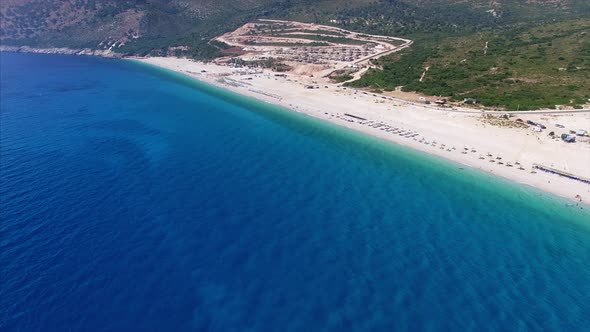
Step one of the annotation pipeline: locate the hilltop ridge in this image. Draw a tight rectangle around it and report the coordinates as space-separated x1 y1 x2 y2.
3 0 588 56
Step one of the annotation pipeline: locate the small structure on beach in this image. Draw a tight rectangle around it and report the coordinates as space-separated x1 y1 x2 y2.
344 113 367 121
533 164 590 184
561 134 576 142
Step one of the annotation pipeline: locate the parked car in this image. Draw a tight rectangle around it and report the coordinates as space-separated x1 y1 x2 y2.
561 134 576 142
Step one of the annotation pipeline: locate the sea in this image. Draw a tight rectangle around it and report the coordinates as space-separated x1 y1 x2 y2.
1 52 589 331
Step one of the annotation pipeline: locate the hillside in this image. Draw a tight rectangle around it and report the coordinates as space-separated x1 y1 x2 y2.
4 0 588 55
1 0 588 110
348 19 590 110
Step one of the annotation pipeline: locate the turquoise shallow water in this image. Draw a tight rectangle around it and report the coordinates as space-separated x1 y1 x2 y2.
1 52 589 331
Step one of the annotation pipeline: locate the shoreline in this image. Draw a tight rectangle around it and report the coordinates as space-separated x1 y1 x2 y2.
2 46 586 113
2 49 588 207
133 56 590 207
0 45 121 58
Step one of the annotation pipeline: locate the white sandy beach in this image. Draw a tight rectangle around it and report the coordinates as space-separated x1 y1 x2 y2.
135 57 590 206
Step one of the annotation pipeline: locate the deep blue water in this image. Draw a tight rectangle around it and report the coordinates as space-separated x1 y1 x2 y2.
1 52 589 331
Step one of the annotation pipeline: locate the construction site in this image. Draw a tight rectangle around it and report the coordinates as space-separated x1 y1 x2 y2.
212 19 412 79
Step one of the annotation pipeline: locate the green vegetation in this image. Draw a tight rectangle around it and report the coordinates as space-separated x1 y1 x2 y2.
348 19 590 110
375 39 407 47
332 74 354 83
